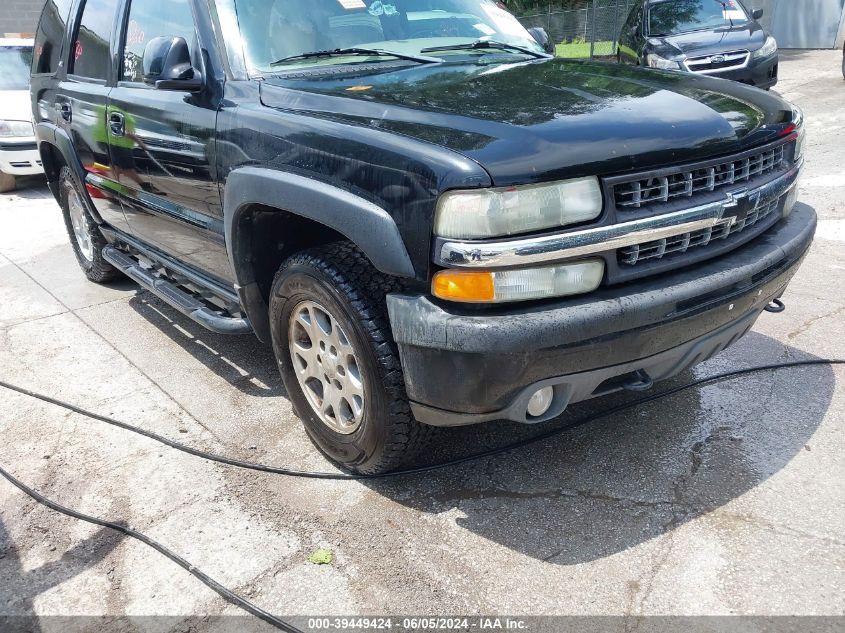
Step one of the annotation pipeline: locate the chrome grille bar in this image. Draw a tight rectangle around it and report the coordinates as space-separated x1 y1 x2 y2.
618 197 781 266
434 162 801 270
684 50 750 74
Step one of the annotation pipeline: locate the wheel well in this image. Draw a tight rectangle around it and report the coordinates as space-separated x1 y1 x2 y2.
38 142 66 202
236 204 347 305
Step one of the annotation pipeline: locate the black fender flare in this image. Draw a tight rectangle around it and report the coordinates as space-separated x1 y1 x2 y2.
223 167 417 341
36 122 105 225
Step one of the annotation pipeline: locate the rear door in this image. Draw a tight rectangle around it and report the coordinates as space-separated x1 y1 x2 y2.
56 0 129 231
107 0 230 282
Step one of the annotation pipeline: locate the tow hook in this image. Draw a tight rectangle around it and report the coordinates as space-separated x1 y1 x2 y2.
623 369 655 392
765 298 786 314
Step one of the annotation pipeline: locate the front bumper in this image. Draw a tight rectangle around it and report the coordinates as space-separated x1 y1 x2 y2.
0 142 43 176
387 203 816 427
700 53 779 89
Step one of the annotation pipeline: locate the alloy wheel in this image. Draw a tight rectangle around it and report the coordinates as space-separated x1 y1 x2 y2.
66 182 94 262
288 300 366 434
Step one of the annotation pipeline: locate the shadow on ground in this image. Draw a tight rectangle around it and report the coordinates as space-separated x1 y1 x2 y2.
126 296 835 565
3 176 50 197
369 334 834 565
127 293 284 398
0 517 123 631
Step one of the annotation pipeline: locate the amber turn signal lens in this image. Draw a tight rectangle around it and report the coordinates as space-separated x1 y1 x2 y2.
432 270 495 303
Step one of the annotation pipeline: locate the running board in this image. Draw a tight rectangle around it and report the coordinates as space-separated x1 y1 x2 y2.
102 246 253 335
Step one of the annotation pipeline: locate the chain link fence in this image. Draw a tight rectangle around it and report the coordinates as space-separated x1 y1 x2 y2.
517 0 638 59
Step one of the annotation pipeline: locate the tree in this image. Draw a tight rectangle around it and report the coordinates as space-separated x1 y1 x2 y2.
504 1 583 17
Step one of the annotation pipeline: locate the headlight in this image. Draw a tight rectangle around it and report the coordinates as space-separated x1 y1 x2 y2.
794 127 805 163
753 36 777 59
789 103 805 163
0 120 34 138
791 104 804 129
646 53 681 70
432 260 605 303
434 177 603 240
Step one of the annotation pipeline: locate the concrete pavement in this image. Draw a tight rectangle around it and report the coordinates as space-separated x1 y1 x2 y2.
0 50 843 628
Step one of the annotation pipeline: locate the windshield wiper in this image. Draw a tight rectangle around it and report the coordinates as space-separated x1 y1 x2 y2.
270 47 442 67
420 39 550 59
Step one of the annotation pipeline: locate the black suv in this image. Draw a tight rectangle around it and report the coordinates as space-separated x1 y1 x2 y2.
619 0 779 90
31 0 813 473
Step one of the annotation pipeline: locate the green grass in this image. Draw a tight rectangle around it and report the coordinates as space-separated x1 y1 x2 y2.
555 40 616 58
308 549 333 565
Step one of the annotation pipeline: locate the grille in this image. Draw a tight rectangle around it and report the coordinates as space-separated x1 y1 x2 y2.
618 196 781 266
145 138 192 152
685 50 750 73
0 141 37 151
614 144 786 210
9 160 41 168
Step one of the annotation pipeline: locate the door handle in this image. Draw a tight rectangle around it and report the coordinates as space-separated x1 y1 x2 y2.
109 111 125 136
56 102 72 123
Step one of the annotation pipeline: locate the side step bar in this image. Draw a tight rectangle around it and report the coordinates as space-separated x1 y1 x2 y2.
102 246 253 335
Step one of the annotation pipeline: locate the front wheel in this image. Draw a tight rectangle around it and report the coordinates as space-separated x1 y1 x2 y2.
269 243 433 474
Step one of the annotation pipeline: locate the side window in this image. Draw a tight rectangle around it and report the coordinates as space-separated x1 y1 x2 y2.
71 0 120 79
32 0 74 74
121 0 197 84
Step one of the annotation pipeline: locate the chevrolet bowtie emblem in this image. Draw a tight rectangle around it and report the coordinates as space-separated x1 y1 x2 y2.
720 189 762 227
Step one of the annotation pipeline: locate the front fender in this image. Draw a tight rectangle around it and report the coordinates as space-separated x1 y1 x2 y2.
223 167 418 342
223 167 416 283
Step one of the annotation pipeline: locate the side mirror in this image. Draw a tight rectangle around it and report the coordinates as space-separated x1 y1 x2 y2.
143 36 203 92
752 8 764 20
527 27 555 55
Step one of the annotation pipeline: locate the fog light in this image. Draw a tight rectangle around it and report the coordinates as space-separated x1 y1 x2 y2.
527 386 554 418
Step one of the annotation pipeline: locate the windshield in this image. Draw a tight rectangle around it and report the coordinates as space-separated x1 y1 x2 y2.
0 46 33 90
231 0 544 73
648 0 749 36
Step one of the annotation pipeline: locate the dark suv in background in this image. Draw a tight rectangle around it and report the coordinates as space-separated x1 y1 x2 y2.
619 0 779 89
31 0 812 473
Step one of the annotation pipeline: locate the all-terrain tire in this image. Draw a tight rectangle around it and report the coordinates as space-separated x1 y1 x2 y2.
58 166 120 283
269 242 434 474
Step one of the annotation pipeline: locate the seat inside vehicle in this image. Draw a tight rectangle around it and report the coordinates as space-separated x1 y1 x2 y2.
328 13 385 47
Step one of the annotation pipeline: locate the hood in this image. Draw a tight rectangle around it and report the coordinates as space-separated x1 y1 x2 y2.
0 89 34 126
260 58 795 186
650 23 767 58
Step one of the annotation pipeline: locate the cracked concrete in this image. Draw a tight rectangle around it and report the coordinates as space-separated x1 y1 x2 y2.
0 50 843 627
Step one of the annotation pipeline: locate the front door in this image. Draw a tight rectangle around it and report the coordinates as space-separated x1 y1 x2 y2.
107 0 230 282
57 0 128 232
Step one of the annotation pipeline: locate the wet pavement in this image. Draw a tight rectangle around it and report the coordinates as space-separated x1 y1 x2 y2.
0 50 843 627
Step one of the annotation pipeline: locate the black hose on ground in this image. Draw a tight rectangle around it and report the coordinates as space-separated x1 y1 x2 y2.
1 359 843 480
0 358 843 629
0 462 303 632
